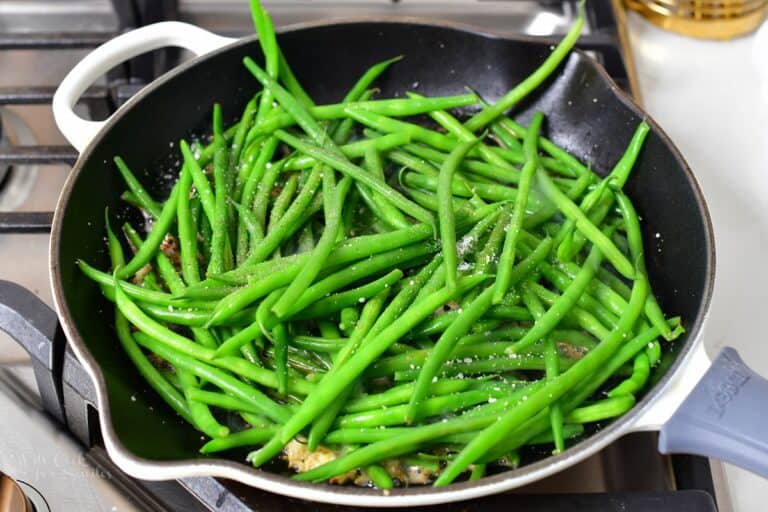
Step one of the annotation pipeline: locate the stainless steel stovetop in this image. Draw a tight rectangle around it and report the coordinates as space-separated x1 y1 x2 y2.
0 2 723 511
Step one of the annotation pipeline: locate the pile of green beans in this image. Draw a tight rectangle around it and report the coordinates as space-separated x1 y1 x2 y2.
81 0 683 489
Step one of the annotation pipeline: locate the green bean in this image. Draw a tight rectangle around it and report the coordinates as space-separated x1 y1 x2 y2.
345 107 459 152
186 388 261 415
231 200 263 252
401 171 544 211
435 276 647 485
291 336 345 353
208 104 233 274
554 176 612 259
495 116 590 178
406 92 513 172
339 306 360 336
527 423 584 446
292 269 402 320
241 164 323 267
237 137 279 262
135 331 294 427
176 369 230 438
463 3 584 131
136 302 250 327
370 342 553 378
407 285 496 422
614 190 675 340
244 55 338 148
387 148 441 178
360 147 411 229
210 242 429 327
180 140 216 224
469 464 486 481
266 173 300 236
175 164 202 284
366 464 393 490
417 304 530 338
401 142 521 184
81 261 219 310
119 225 219 353
211 355 314 396
338 389 500 429
306 290 390 449
249 0 280 123
509 239 602 353
217 222 432 285
120 190 142 210
274 243 431 326
114 311 194 424
490 121 523 153
481 319 681 462
544 336 565 453
272 42 312 106
250 94 478 135
438 139 480 290
252 156 285 234
519 280 565 453
105 219 195 429
393 354 567 381
566 395 636 424
538 263 620 330
200 426 280 454
337 313 357 339
113 276 215 360
213 320 263 357
608 352 650 397
113 157 161 219
535 167 634 279
274 129 434 227
558 123 650 261
249 274 486 466
493 112 544 303
272 174 351 318
115 182 180 280
340 55 402 106
345 379 475 414
273 323 290 394
231 97 259 193
284 132 411 171
646 339 661 365
295 415 497 482
528 282 611 341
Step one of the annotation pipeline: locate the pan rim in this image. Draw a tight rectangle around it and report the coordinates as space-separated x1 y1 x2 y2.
49 17 716 507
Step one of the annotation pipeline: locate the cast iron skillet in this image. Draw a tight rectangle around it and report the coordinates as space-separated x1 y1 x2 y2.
18 18 743 507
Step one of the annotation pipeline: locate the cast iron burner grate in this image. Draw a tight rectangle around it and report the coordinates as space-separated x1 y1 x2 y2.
0 1 717 511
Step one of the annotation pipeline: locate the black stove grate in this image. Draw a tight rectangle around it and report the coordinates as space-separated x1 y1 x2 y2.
0 1 717 511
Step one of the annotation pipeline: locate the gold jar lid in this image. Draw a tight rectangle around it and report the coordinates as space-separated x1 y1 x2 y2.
625 0 768 39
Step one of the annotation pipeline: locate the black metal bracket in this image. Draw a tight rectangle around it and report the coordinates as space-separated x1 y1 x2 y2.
0 280 66 424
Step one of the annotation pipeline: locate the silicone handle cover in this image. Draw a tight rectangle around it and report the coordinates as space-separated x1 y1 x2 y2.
659 346 768 478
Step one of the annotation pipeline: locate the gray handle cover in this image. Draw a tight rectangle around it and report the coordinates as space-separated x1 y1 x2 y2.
659 346 768 477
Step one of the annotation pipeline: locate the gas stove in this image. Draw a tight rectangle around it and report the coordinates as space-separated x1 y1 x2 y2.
0 1 724 511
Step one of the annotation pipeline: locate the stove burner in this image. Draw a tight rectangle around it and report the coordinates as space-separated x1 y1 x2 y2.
0 471 34 512
0 114 9 189
0 108 38 211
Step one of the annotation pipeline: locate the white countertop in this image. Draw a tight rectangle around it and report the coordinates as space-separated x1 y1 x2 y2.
626 12 768 512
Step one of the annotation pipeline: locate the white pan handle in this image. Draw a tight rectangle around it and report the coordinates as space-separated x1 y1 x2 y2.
53 21 236 153
632 339 711 430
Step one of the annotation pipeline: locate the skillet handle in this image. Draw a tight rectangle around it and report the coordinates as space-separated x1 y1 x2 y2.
52 21 236 152
0 280 66 424
659 346 768 478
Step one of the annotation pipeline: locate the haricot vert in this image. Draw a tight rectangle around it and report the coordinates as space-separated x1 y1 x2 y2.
79 0 683 489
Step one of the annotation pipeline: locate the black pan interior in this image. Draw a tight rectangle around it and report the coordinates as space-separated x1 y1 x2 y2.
55 22 712 465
